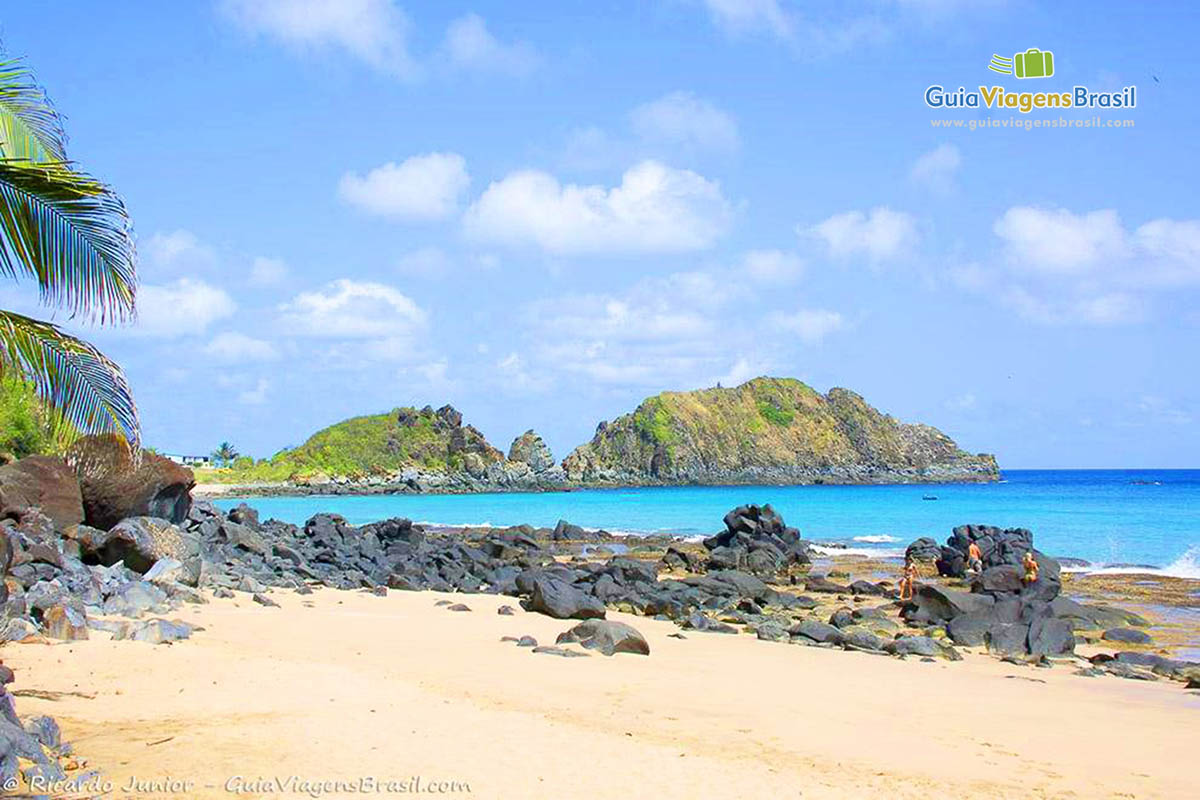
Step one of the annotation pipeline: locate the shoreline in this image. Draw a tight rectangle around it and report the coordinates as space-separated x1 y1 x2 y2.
3 494 1198 797
192 471 1001 499
10 587 1198 799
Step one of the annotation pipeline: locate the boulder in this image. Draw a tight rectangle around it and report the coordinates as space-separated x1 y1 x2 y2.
524 575 605 620
226 503 260 529
1028 615 1075 656
507 431 557 473
78 517 199 577
41 603 88 640
1102 628 1152 645
904 536 941 562
0 456 83 533
886 636 961 660
114 618 193 644
788 619 844 644
77 442 195 529
902 585 994 624
556 620 650 656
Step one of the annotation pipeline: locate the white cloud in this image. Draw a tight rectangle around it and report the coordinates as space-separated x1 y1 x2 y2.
442 13 538 75
137 279 236 337
249 256 289 287
277 279 427 338
395 246 452 277
994 207 1127 275
768 308 845 344
142 229 217 278
203 332 280 362
717 356 771 387
463 160 733 255
910 143 961 193
238 377 271 406
219 0 419 79
1132 218 1200 286
739 249 804 284
339 153 469 221
516 270 784 389
630 91 740 153
804 207 918 264
702 0 794 39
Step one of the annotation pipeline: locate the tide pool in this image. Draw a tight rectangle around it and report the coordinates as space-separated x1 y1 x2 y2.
216 469 1200 576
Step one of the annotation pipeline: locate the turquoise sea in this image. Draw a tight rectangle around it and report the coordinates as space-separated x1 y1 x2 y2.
217 470 1200 577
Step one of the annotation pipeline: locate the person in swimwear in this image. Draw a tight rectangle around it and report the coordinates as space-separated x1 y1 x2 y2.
900 557 919 601
1022 551 1039 585
967 541 983 574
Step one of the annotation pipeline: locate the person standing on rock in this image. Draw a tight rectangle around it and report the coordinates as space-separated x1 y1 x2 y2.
967 541 983 574
899 557 919 601
1022 551 1039 585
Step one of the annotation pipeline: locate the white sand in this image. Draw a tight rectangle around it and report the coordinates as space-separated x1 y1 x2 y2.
8 588 1197 799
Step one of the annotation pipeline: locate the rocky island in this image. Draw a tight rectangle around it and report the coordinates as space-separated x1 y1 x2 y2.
198 377 997 495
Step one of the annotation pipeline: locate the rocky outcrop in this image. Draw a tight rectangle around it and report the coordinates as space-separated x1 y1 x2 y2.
73 438 194 529
702 504 812 576
0 456 83 534
903 525 1077 657
562 377 998 487
507 430 566 483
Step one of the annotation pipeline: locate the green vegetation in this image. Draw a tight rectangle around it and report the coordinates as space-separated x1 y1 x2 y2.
563 376 998 482
211 441 239 467
756 399 795 427
0 375 73 459
198 405 504 484
0 57 140 451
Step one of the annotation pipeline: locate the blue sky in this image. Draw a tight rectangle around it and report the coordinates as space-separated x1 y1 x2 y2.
3 1 1198 468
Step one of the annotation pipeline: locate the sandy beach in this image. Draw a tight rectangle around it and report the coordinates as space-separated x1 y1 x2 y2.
9 587 1196 800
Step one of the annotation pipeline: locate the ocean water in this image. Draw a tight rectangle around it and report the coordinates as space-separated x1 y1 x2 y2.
216 470 1200 577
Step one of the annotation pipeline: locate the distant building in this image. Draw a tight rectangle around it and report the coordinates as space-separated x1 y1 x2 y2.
163 453 212 467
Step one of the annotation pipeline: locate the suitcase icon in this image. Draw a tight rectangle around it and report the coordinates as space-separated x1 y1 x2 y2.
1014 48 1054 79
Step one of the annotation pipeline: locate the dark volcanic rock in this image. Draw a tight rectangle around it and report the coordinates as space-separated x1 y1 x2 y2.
0 456 84 534
523 574 606 620
77 442 195 529
702 504 810 575
1102 627 1152 645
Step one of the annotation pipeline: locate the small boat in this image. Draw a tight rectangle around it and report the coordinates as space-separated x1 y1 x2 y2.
922 495 938 501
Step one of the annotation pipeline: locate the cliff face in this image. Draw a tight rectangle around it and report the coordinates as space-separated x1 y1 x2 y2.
561 377 998 486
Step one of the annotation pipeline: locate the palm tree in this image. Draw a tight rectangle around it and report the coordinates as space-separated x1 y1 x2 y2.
0 57 139 452
212 441 239 467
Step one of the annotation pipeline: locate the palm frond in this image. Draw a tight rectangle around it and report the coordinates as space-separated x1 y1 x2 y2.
0 159 136 323
0 59 68 162
0 310 139 452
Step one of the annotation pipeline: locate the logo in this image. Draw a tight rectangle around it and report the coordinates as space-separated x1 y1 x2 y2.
923 46 1136 116
989 48 1055 79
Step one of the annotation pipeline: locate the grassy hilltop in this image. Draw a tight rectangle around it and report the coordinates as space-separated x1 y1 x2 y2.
562 377 998 484
198 404 504 484
199 377 997 487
